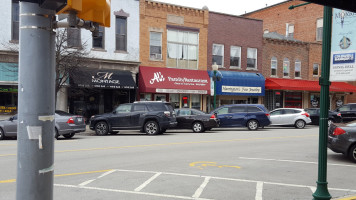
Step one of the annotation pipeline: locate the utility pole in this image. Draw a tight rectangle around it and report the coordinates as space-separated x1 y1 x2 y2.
17 2 56 200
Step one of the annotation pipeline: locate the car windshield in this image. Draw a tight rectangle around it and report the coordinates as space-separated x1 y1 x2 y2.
55 110 72 116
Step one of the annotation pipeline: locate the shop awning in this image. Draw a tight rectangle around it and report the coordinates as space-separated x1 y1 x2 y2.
139 66 210 94
208 71 265 96
71 67 136 89
265 78 356 93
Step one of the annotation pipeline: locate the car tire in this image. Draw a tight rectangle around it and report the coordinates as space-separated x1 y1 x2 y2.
192 122 204 133
247 120 259 131
328 119 334 127
144 121 160 135
0 128 4 140
55 128 59 140
348 144 356 163
63 133 75 139
95 121 109 136
295 120 306 129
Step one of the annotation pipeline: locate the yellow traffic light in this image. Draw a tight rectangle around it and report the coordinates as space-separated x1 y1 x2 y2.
57 0 111 27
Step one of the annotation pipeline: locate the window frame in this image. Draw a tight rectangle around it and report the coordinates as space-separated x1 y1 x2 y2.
271 57 277 77
294 59 301 78
283 58 290 77
286 23 294 38
212 43 224 68
92 26 105 49
11 0 19 42
316 18 323 41
230 46 241 69
247 47 258 70
149 31 162 60
313 63 320 76
115 16 127 52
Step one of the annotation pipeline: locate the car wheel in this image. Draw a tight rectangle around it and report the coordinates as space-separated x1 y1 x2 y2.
192 122 204 133
63 133 75 139
55 128 59 140
247 120 259 131
348 144 356 163
328 119 334 127
295 120 306 129
95 121 109 136
0 128 4 140
144 121 160 135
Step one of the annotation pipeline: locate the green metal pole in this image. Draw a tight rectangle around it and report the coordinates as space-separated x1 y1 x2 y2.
312 6 332 200
213 70 217 109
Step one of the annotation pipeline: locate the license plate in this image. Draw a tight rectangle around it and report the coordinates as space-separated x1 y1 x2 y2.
78 118 82 122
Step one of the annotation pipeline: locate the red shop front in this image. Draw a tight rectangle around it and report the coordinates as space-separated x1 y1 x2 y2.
138 66 211 111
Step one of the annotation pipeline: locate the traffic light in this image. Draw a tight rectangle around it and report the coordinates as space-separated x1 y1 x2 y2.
57 0 111 27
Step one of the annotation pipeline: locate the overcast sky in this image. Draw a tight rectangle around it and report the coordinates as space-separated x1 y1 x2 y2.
158 0 287 15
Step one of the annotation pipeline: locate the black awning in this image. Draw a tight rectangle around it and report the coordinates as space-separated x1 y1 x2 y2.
71 68 136 89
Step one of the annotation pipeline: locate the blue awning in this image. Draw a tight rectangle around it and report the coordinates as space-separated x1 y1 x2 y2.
208 71 265 96
0 63 18 84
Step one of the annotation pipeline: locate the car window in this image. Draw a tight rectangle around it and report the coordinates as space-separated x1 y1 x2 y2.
230 106 245 113
351 104 356 110
305 109 317 115
215 107 229 115
132 104 147 112
247 106 262 113
284 109 296 114
192 109 205 115
178 110 191 116
147 103 168 111
339 105 350 111
165 103 174 112
271 110 282 115
293 110 302 113
115 104 132 113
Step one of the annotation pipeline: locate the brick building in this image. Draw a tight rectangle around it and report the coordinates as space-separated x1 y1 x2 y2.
139 0 210 111
207 12 265 110
245 0 356 110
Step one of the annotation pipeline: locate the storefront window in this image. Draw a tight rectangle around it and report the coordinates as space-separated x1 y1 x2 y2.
285 92 302 108
0 86 18 115
169 94 180 109
154 94 166 101
310 94 320 108
191 94 201 110
140 93 152 101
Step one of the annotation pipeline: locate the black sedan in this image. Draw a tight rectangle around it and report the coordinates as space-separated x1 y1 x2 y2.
174 108 219 133
328 122 356 162
304 108 342 126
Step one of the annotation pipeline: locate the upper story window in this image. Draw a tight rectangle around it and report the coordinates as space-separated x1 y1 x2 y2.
167 29 199 69
150 32 162 60
92 26 105 49
247 48 257 69
116 17 127 51
316 18 323 41
283 58 290 77
212 44 224 68
67 28 81 48
230 46 241 68
271 57 277 76
286 23 294 38
12 0 19 41
313 63 319 76
295 59 301 78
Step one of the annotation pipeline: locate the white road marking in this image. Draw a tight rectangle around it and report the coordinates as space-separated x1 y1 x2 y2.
255 182 263 200
134 172 162 192
238 157 356 168
79 170 116 186
310 186 316 193
55 183 213 200
192 177 211 198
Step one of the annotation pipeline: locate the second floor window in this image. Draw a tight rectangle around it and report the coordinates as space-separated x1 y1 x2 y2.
230 46 241 68
167 29 199 69
295 59 301 78
271 57 277 76
212 44 224 68
116 17 127 51
12 0 19 41
92 26 105 49
313 63 319 76
247 48 257 69
316 18 323 41
67 28 81 47
150 32 162 60
286 23 294 38
283 58 290 77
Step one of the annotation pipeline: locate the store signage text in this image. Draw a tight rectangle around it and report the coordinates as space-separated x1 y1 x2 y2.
0 88 18 92
0 106 17 113
222 86 261 94
92 72 120 85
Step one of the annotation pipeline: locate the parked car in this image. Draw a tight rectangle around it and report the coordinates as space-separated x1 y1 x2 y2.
304 108 342 126
0 110 86 140
269 108 311 128
89 101 177 135
174 108 219 133
328 122 356 162
334 103 356 122
211 104 271 131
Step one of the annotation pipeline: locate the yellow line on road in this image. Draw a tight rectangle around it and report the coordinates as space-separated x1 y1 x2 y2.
0 169 113 184
335 196 356 200
0 134 317 157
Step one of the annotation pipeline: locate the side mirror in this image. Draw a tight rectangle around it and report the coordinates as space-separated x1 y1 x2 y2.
113 111 117 114
9 117 14 121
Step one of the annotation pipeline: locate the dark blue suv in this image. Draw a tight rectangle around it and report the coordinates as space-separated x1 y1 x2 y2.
211 104 271 130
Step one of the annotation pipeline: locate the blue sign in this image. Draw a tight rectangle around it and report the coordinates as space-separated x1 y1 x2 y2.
333 53 355 64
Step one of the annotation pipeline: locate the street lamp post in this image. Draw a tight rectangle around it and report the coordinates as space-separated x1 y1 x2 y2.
212 63 219 109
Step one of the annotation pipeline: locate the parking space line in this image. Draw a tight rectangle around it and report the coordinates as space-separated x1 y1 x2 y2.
79 170 117 186
134 172 162 192
255 182 263 200
192 177 211 198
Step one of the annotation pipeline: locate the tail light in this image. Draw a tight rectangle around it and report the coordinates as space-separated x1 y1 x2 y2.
337 113 341 117
66 117 75 124
333 127 346 136
265 113 270 117
210 114 216 119
164 111 171 117
302 113 310 118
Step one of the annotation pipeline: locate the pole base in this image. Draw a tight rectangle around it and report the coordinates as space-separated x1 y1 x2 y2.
312 181 331 200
